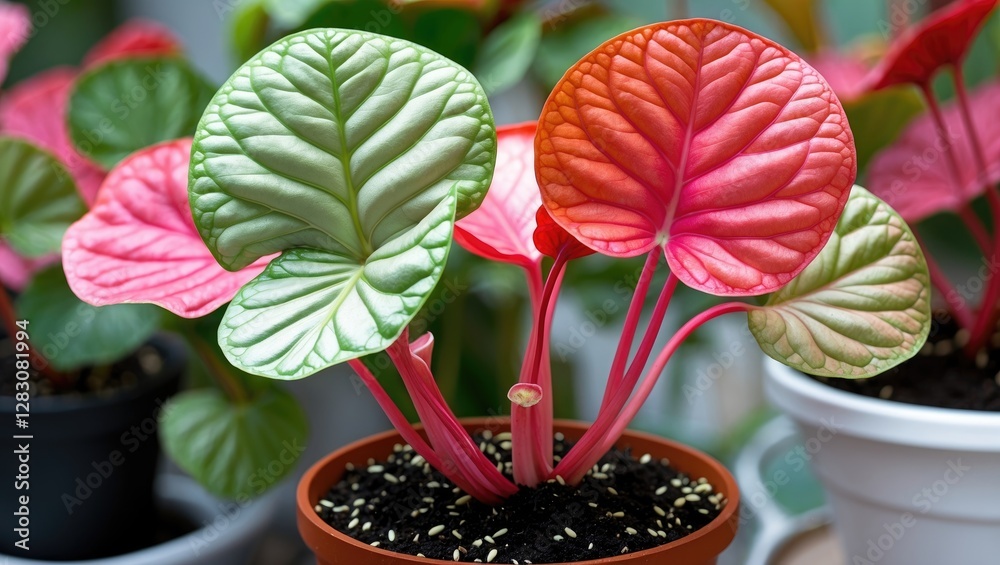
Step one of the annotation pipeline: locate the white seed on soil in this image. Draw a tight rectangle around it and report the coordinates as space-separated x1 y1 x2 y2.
626 527 638 535
362 522 371 532
694 483 712 494
607 487 619 495
452 530 462 540
384 473 399 484
348 518 359 529
640 453 652 464
699 508 710 514
367 465 384 473
429 525 445 536
453 549 460 561
413 534 420 543
314 505 322 513
655 486 668 495
500 441 513 450
333 505 349 512
487 548 498 562
658 530 667 538
674 498 686 508
455 495 472 506
484 535 495 544
588 502 598 508
318 499 334 508
647 528 658 537
685 494 701 502
565 527 577 538
388 530 395 542
612 511 624 518
681 486 692 494
671 479 682 487
555 475 566 485
353 498 365 507
494 528 508 538
654 505 666 516
553 535 564 541
473 539 483 547
592 472 609 480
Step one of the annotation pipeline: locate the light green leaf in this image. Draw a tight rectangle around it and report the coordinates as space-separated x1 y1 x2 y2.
17 267 161 370
68 57 215 169
762 0 823 52
749 186 931 378
229 0 272 64
190 29 495 379
474 12 541 95
160 384 308 499
0 137 86 257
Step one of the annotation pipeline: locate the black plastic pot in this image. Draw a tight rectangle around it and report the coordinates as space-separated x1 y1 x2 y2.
1 334 185 560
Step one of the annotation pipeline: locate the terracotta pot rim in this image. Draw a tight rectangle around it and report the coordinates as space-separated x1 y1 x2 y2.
297 418 740 564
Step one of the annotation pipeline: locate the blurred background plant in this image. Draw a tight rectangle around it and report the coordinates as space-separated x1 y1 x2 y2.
3 1 999 563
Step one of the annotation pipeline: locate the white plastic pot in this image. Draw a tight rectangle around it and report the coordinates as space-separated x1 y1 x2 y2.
764 359 1000 565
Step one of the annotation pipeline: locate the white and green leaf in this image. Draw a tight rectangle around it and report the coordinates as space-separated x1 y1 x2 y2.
189 29 495 379
749 186 931 377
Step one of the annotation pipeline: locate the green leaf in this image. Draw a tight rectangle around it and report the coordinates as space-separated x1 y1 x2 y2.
68 57 215 169
749 186 931 378
17 267 161 370
762 0 823 52
190 29 495 379
845 88 924 173
299 0 408 39
0 137 86 257
531 12 642 90
474 12 541 95
230 0 272 63
160 384 308 499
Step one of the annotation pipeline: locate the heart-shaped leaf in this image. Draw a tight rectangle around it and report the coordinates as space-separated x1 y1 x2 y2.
83 19 182 68
533 206 594 261
16 267 161 370
68 57 215 169
867 80 1000 223
536 20 857 296
63 139 270 318
190 29 495 379
866 0 998 90
160 384 308 498
749 186 931 377
0 69 106 204
0 1 29 84
473 12 541 95
0 136 86 257
455 122 542 268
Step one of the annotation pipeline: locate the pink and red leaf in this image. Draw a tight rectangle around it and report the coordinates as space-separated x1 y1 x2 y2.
866 0 998 90
0 68 105 203
455 122 544 268
867 80 1000 223
533 206 594 260
535 20 856 296
62 139 269 318
83 20 183 68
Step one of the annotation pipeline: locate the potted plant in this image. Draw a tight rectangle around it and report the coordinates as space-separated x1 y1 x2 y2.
763 1 1000 563
0 17 306 562
132 10 933 560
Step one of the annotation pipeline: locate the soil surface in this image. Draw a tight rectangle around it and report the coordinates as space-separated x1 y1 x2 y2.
316 431 726 563
814 317 1000 411
0 335 165 398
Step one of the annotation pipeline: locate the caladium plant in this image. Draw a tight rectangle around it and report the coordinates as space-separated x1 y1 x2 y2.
0 22 308 499
171 22 930 503
866 0 1000 355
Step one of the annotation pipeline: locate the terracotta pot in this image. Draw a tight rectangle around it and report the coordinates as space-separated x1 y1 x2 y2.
297 419 740 564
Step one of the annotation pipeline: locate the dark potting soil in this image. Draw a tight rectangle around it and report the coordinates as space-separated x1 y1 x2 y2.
814 318 1000 411
316 431 726 563
0 336 166 398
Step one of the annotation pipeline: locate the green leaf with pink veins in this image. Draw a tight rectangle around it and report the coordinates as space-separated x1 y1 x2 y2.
189 29 495 379
749 186 931 377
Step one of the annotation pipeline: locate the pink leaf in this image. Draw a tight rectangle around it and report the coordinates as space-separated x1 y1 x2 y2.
536 20 856 296
0 243 55 292
454 122 543 268
532 206 594 260
62 139 270 318
867 80 1000 223
807 50 870 101
0 1 30 85
0 68 105 204
83 19 182 68
865 0 998 90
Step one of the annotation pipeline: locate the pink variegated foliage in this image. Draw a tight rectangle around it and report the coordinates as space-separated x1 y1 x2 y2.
455 122 544 269
536 21 856 296
868 81 1000 223
0 0 29 85
62 139 269 318
866 0 998 90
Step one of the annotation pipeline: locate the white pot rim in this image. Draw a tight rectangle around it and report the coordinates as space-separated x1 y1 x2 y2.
764 358 1000 451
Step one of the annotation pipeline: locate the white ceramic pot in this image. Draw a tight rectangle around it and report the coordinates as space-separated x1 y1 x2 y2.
764 359 1000 565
